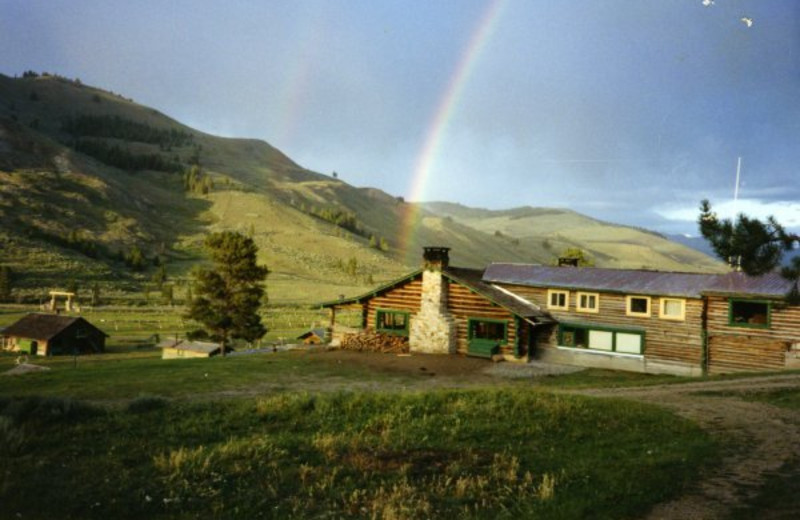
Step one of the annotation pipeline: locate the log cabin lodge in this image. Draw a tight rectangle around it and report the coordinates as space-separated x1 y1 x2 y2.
322 247 800 375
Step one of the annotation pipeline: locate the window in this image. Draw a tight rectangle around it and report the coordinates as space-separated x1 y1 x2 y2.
576 292 599 313
547 289 569 310
659 298 686 321
626 296 651 317
469 319 507 341
376 309 410 336
559 324 643 354
729 299 770 328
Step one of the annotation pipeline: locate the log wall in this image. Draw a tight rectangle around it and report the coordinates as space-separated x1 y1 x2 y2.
364 276 423 330
498 283 704 368
706 295 800 373
445 282 516 356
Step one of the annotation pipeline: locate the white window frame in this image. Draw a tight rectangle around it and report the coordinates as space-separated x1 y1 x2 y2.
626 295 651 317
659 298 686 321
576 292 599 313
547 289 569 310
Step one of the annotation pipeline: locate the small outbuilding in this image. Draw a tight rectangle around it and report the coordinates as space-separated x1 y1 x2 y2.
1 313 107 356
297 328 327 345
159 339 231 359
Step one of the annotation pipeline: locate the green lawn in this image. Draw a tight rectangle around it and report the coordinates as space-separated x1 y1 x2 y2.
0 348 720 519
0 387 715 519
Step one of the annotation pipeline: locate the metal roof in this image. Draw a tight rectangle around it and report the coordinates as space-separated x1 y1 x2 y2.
483 263 794 299
704 271 795 297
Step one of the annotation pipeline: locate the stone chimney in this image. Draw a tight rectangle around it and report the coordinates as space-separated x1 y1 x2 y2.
409 247 457 354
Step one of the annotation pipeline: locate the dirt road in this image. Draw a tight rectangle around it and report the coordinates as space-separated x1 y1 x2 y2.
565 374 800 519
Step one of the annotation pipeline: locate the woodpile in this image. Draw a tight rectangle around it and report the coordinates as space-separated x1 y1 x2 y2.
339 330 409 354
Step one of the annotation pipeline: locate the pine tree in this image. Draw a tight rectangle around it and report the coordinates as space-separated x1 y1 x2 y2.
699 200 800 302
186 232 268 356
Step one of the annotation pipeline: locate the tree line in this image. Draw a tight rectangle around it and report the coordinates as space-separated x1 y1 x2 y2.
62 115 194 149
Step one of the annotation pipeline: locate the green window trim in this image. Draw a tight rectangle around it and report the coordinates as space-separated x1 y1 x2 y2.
467 317 508 342
557 323 645 355
467 317 508 358
375 308 410 336
728 298 771 329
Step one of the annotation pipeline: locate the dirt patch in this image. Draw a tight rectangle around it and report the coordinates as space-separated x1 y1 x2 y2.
308 349 496 380
564 374 800 519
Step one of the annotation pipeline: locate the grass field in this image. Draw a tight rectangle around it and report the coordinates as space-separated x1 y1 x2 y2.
0 353 717 519
0 302 722 518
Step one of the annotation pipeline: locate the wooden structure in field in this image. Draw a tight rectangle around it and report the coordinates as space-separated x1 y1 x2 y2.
159 339 229 359
1 313 107 356
322 247 800 375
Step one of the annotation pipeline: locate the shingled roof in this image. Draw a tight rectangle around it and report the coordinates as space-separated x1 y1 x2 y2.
2 314 107 340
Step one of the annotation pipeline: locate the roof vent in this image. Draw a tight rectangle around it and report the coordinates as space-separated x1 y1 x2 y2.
558 257 579 267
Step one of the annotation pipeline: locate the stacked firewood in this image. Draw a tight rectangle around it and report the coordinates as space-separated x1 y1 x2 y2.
339 330 410 354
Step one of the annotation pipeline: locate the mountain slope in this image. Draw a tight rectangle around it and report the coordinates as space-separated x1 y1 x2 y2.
423 202 726 273
0 72 724 305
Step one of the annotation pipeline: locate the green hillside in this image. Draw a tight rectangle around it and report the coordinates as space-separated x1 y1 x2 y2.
0 72 723 305
422 202 726 273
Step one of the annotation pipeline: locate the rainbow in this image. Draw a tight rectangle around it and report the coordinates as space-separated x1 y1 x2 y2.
399 0 507 259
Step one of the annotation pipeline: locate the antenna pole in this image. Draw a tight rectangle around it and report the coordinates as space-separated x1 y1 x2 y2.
733 156 742 204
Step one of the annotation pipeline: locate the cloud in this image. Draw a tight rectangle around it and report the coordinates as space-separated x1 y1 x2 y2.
656 199 800 228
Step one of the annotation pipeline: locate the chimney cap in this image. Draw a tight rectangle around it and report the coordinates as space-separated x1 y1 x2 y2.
422 246 450 270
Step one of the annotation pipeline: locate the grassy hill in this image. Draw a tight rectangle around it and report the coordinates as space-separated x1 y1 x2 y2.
422 202 726 273
0 72 723 305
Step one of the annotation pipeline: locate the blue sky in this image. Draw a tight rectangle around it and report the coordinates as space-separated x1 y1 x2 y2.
2 0 798 234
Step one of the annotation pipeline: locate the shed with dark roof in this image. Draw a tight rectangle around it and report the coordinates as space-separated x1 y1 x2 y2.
1 313 107 356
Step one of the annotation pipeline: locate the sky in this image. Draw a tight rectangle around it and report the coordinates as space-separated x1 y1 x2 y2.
1 0 799 235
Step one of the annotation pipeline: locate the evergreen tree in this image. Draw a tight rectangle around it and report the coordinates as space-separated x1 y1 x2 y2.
185 231 268 356
698 199 800 302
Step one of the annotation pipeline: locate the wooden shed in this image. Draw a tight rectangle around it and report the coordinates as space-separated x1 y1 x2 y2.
159 339 230 359
1 313 107 356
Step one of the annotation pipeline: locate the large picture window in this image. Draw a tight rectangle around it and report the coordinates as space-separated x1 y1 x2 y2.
729 299 770 328
376 309 410 336
559 324 644 355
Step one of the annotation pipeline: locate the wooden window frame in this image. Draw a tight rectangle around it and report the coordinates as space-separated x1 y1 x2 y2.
576 292 599 313
557 323 644 355
626 295 651 317
659 298 686 321
728 299 771 329
547 289 569 310
375 308 410 336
